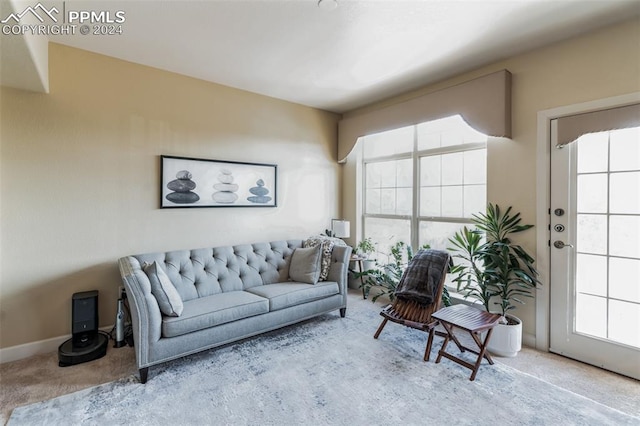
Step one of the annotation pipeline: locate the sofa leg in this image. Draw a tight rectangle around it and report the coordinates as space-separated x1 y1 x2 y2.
139 367 149 384
340 308 346 318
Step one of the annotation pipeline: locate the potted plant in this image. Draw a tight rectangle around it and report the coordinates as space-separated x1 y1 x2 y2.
355 241 408 302
355 237 377 270
355 237 375 257
448 204 539 357
356 241 436 303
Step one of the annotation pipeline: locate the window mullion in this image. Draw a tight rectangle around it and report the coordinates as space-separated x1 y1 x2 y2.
363 153 412 165
412 125 420 250
416 142 486 158
364 213 412 220
418 216 474 224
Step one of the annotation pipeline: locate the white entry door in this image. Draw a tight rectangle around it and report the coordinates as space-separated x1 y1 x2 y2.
549 118 640 380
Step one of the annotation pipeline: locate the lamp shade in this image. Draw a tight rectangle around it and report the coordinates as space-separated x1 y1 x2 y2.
331 219 350 238
318 0 338 11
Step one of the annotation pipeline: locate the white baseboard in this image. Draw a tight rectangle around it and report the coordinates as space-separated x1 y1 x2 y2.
0 325 113 364
523 332 536 349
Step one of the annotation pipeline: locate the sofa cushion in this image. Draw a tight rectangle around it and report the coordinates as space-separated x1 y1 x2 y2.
143 261 184 317
162 291 269 338
289 245 322 284
246 282 339 311
304 236 348 281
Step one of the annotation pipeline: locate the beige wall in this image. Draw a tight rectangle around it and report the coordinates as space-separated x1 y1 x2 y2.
342 18 640 338
0 43 341 349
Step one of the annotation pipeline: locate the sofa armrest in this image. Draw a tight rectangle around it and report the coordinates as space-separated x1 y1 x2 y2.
118 256 163 368
326 245 352 295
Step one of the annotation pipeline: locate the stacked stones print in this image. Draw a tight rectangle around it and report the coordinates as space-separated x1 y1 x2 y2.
247 179 272 204
166 170 200 204
165 169 272 205
212 169 239 204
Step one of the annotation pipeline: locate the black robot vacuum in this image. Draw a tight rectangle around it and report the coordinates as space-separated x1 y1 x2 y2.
58 290 109 367
58 333 108 367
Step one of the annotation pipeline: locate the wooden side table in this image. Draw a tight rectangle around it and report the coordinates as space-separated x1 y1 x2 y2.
431 304 501 381
350 255 367 299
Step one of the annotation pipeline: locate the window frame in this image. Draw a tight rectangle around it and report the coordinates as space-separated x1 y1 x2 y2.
361 121 487 258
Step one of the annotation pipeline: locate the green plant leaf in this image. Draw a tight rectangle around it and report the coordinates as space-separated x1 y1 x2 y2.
448 203 539 316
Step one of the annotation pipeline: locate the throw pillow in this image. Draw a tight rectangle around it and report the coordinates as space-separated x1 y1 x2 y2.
304 235 347 281
143 261 184 317
289 245 322 284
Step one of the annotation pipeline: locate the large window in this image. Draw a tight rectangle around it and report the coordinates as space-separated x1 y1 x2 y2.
362 115 487 258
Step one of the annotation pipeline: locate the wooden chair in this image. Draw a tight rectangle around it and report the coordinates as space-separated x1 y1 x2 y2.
373 250 450 362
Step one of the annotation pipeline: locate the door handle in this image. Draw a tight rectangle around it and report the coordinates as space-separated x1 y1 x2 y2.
553 240 574 249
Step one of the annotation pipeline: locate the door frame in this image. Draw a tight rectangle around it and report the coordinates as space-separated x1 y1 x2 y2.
535 91 640 351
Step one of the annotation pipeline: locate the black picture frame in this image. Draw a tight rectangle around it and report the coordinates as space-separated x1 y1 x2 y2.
160 155 277 208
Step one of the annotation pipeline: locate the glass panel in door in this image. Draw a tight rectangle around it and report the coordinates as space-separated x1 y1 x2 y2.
550 124 640 379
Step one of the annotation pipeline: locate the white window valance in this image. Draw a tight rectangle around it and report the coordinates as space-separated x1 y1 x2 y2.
556 103 640 148
338 69 512 162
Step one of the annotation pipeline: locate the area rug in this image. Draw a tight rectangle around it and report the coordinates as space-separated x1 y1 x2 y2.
9 296 638 425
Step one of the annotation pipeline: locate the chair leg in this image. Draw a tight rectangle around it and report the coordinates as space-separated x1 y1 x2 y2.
374 318 388 339
424 328 436 362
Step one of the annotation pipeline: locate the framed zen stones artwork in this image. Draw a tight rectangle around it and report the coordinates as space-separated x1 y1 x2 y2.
160 155 277 208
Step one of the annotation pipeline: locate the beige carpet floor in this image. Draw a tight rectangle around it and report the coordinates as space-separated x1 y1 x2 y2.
1 291 638 424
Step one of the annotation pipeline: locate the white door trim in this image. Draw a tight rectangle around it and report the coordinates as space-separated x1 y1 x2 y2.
535 92 640 351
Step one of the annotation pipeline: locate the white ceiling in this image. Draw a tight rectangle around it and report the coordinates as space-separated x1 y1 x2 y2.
3 0 640 113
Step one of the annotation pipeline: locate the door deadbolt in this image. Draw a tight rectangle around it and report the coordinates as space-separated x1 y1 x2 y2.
554 208 565 216
554 224 565 232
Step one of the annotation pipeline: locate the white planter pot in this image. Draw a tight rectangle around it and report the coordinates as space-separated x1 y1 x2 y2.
363 260 376 271
486 314 522 357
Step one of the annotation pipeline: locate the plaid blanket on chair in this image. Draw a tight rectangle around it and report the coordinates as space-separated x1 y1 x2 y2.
394 249 450 306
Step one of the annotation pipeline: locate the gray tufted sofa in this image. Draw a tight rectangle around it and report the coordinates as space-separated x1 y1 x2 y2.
118 239 351 383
